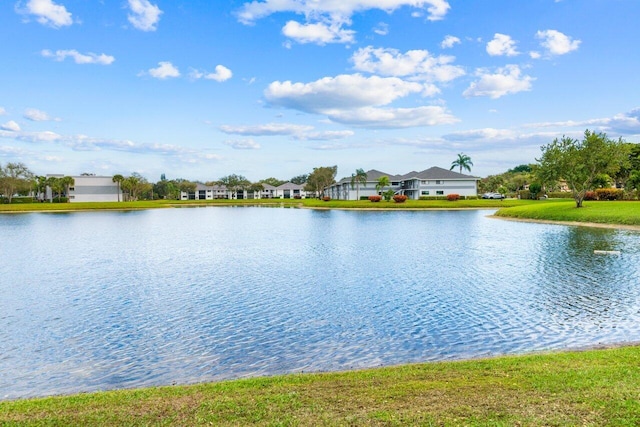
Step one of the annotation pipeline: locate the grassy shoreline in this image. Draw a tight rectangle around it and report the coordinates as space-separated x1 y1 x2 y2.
2 345 639 425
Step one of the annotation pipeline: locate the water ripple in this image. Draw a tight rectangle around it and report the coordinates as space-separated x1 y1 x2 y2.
1 208 640 399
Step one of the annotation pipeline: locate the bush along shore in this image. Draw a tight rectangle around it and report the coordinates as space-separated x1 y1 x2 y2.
1 345 639 426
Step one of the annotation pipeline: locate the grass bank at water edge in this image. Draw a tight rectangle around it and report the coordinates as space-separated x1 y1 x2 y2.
1 345 639 426
495 200 640 227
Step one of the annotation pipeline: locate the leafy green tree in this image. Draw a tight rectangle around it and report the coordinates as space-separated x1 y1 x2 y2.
219 174 251 199
290 174 308 185
536 130 630 207
507 164 532 173
528 182 542 199
383 189 395 201
591 174 612 189
626 170 640 193
304 166 337 198
121 173 151 201
0 162 34 203
112 174 124 202
259 177 286 187
375 175 390 197
450 153 473 174
350 168 367 200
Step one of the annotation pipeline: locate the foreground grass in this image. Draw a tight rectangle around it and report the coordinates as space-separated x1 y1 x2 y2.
0 197 541 212
495 200 640 227
1 346 639 426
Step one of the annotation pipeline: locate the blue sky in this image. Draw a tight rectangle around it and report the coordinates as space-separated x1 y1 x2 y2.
1 0 639 182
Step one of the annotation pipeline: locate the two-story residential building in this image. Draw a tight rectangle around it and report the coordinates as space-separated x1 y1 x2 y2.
325 167 479 200
46 174 122 202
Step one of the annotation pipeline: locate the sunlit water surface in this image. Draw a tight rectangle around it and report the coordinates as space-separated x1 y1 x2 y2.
1 207 639 399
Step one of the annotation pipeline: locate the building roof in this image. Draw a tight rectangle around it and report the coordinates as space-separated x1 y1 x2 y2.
334 167 477 185
276 182 304 190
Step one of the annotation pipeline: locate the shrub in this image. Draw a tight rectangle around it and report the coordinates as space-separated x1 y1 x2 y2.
446 194 460 201
368 195 382 202
595 188 624 201
393 194 408 203
293 195 302 199
518 190 532 200
322 196 331 202
360 196 370 200
383 190 395 201
584 191 597 201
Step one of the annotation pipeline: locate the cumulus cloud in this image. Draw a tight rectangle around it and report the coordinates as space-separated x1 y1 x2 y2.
607 108 640 134
536 29 581 55
41 49 115 65
463 65 534 99
442 128 516 141
441 35 460 49
223 139 261 150
16 0 73 28
351 46 465 83
264 74 458 128
238 1 449 45
220 123 314 136
238 0 450 24
282 20 355 44
190 65 233 82
486 33 519 56
127 0 162 31
265 74 425 113
145 61 180 79
327 106 458 128
1 121 21 132
24 108 59 122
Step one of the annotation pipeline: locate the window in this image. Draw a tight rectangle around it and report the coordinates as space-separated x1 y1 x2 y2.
421 190 429 195
436 190 444 195
421 180 428 184
436 180 443 185
392 182 399 186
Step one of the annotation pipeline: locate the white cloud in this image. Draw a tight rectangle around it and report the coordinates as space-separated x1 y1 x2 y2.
529 51 541 59
264 73 458 128
351 46 465 83
295 130 355 141
127 0 162 32
41 49 115 65
0 107 6 115
327 106 458 128
16 0 73 28
282 21 355 44
237 0 450 24
441 35 460 49
265 74 425 113
442 128 516 141
24 108 59 121
223 139 261 150
238 1 449 45
220 123 314 136
463 65 534 99
486 33 519 56
536 29 581 55
373 22 389 36
190 65 233 82
146 62 180 79
608 108 640 134
1 121 21 132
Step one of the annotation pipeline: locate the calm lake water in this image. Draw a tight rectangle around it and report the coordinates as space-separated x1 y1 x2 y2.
1 207 639 399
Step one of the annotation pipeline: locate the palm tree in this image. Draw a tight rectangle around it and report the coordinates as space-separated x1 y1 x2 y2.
375 175 390 197
112 174 124 202
450 153 473 174
350 168 368 200
61 176 75 202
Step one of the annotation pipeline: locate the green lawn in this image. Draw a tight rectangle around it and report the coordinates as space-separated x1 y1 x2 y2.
495 200 640 226
1 345 638 426
0 197 539 212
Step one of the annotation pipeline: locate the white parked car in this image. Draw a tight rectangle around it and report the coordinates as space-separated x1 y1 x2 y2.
482 192 505 199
